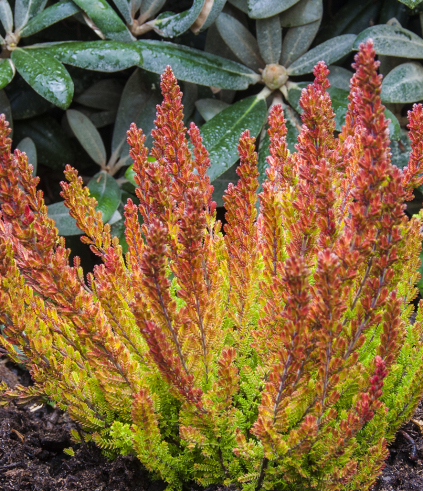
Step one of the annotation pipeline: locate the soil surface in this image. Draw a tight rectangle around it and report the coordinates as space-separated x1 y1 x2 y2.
1 357 423 491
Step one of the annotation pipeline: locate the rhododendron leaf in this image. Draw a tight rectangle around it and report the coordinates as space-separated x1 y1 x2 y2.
200 94 267 182
280 19 321 67
287 34 356 76
327 65 353 90
71 0 135 42
216 12 264 71
0 0 13 33
20 0 80 37
66 109 107 166
47 201 81 236
248 0 300 19
87 170 121 223
280 0 322 27
353 25 423 58
136 40 260 90
0 59 14 90
41 41 142 72
195 98 229 122
150 0 205 38
11 49 73 109
381 62 423 104
256 15 282 65
16 137 37 176
110 0 132 24
14 0 47 30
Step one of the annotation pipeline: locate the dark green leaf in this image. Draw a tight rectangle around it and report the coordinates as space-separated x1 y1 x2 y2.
125 164 137 187
212 163 238 207
75 78 123 110
20 0 80 38
138 0 165 22
201 94 267 182
391 128 412 171
6 76 53 119
228 0 248 13
256 15 282 65
280 0 322 27
111 0 132 24
14 0 47 30
196 98 229 121
13 115 74 169
87 170 121 223
248 0 300 19
88 109 116 128
150 0 205 38
67 109 106 166
0 59 15 90
381 62 423 103
287 81 309 113
181 81 198 123
0 0 13 33
287 34 355 76
16 137 37 176
327 65 353 90
280 19 321 67
47 201 81 235
71 0 134 42
136 40 260 90
112 68 161 165
0 90 13 136
40 40 142 71
353 25 423 58
194 0 227 32
216 12 264 71
384 108 401 142
11 49 73 109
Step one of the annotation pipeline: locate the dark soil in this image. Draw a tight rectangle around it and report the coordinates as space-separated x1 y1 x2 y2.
1 357 423 491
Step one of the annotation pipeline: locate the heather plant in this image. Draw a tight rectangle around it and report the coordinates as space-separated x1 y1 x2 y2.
2 40 423 490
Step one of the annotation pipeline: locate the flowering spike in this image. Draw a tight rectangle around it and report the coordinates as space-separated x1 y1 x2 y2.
404 103 423 199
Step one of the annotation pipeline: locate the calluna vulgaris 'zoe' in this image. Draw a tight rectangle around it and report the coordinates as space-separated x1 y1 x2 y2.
1 40 423 490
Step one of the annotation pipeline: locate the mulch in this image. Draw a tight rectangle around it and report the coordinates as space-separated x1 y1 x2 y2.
1 358 423 491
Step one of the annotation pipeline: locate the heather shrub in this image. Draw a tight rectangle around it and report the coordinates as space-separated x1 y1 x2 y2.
1 40 423 491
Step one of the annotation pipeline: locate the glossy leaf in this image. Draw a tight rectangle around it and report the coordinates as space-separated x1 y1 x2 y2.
248 0 300 19
381 62 423 104
287 34 355 76
196 98 229 121
353 25 423 59
20 0 80 38
87 170 121 223
47 201 81 236
136 40 260 90
212 164 239 207
327 65 353 90
137 0 165 21
7 76 53 119
13 115 74 168
280 19 321 67
0 59 15 90
280 0 322 27
200 94 267 182
150 0 205 38
216 12 264 71
0 0 13 34
14 0 47 30
0 90 12 137
111 0 132 24
75 79 123 110
287 81 309 114
41 41 142 71
71 0 135 42
11 49 73 109
110 217 129 253
88 109 117 128
16 137 37 176
256 15 282 65
67 109 106 166
112 68 161 164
